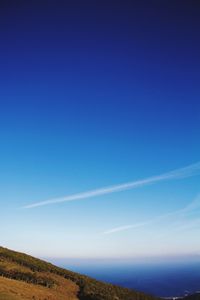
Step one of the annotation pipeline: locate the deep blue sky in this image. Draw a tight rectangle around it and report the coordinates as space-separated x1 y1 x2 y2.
0 1 200 259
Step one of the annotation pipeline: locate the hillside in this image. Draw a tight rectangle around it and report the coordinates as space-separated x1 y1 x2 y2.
0 246 158 300
182 293 200 300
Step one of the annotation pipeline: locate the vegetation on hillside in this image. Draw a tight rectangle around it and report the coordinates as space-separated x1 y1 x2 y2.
0 246 159 300
183 294 200 300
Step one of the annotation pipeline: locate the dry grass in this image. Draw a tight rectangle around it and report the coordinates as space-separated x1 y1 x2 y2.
0 246 159 300
0 259 31 273
0 275 79 300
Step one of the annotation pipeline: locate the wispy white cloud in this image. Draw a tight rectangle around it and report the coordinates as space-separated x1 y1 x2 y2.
103 222 149 235
174 218 200 233
24 161 200 209
103 194 200 235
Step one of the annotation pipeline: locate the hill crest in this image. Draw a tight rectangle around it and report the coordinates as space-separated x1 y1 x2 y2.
0 246 158 300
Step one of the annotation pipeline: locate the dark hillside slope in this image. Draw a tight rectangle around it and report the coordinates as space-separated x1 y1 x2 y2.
182 293 200 300
0 246 158 300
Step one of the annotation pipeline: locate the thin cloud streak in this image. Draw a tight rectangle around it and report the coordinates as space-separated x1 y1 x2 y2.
103 222 149 235
24 161 200 208
103 194 200 235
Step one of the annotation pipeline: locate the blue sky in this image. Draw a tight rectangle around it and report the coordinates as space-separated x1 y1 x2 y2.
0 1 200 260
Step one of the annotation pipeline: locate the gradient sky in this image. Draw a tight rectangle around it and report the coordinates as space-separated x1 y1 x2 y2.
0 1 200 260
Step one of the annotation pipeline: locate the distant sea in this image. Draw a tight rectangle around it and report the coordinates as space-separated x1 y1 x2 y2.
54 260 200 297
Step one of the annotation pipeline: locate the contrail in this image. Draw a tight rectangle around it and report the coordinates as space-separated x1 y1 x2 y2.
103 194 200 235
24 161 200 208
103 222 150 235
